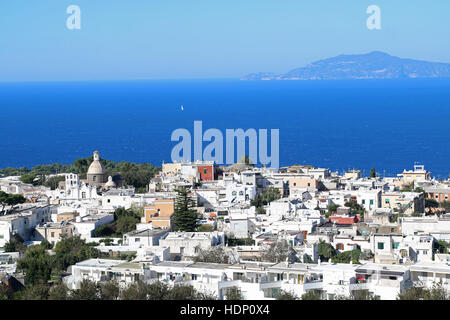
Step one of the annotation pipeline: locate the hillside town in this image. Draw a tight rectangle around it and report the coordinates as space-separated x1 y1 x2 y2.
0 151 450 300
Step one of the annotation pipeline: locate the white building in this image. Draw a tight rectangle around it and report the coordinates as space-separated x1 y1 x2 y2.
158 231 225 257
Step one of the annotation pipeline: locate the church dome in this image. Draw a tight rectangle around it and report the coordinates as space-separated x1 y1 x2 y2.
87 151 106 175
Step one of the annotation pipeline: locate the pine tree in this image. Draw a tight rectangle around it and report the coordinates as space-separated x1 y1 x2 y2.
173 187 199 232
369 168 376 178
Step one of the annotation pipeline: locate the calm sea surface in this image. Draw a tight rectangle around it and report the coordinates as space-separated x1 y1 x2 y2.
1 78 450 178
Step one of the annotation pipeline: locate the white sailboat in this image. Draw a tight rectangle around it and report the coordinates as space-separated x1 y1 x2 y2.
181 105 184 111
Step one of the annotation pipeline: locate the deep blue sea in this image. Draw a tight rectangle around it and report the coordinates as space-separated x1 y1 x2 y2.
1 79 450 178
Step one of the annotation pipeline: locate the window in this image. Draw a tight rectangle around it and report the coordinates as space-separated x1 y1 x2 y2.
362 200 366 204
378 242 384 250
107 199 111 203
93 176 97 182
293 183 296 186
392 242 399 249
51 232 55 238
385 199 390 203
370 200 374 205
232 191 237 196
307 183 311 187
203 169 207 174
135 238 140 242
239 191 244 196
391 228 395 233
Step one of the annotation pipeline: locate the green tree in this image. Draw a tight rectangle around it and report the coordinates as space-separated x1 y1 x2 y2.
251 187 281 209
318 241 336 262
325 204 340 218
0 284 12 300
396 282 449 300
40 239 53 250
165 284 200 300
0 191 26 213
17 245 53 286
100 280 120 300
275 290 298 300
197 224 214 232
425 198 439 208
369 168 376 178
119 281 150 300
301 290 322 300
116 215 140 234
20 283 49 300
20 173 37 185
3 240 26 254
397 286 430 300
351 290 379 300
70 279 100 300
146 281 170 300
48 283 69 300
53 235 100 272
173 187 199 232
225 287 242 300
331 249 361 264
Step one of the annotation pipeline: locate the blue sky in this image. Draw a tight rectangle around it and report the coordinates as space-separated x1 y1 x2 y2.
0 0 449 81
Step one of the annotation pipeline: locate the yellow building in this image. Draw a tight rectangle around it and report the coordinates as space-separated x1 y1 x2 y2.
34 222 74 245
162 163 182 175
144 199 175 229
399 165 430 185
381 192 425 215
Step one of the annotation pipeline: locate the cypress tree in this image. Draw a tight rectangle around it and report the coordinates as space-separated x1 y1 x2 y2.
173 187 199 232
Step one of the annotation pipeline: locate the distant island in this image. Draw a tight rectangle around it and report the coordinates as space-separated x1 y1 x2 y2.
241 51 450 80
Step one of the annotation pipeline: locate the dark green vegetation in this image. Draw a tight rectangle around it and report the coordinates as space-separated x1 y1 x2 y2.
1 278 216 300
226 236 255 246
0 191 26 213
397 281 448 300
435 240 450 254
325 203 340 218
331 249 362 264
14 236 100 287
224 287 243 300
275 290 298 300
318 241 336 262
0 235 172 300
93 207 143 238
251 187 281 211
173 187 200 232
1 156 160 192
344 201 365 217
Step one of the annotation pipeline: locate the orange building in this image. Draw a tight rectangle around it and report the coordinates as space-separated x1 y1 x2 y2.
144 199 175 229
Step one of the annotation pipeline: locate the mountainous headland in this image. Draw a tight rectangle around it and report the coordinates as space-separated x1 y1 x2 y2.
241 51 450 80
